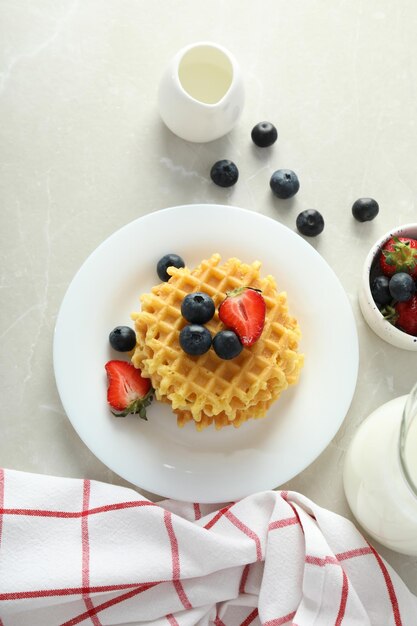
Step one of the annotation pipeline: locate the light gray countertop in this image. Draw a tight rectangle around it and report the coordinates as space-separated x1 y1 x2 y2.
1 0 416 593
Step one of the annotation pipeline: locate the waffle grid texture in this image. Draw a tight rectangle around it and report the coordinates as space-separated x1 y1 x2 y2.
131 254 304 430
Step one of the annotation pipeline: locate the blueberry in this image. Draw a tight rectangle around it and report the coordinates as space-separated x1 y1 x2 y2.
181 292 215 324
109 326 136 352
296 209 325 237
251 121 278 148
270 169 300 199
157 253 185 282
210 160 239 187
388 272 416 302
370 275 391 305
213 330 243 360
352 198 379 222
179 325 212 356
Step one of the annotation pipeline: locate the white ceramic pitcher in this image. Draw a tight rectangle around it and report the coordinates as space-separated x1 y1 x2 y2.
157 42 245 143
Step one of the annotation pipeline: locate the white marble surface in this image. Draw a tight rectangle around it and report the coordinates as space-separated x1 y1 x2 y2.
1 0 416 593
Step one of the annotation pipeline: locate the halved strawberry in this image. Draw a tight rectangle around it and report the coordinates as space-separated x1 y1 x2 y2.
383 295 417 336
218 287 266 347
105 360 153 419
380 236 417 279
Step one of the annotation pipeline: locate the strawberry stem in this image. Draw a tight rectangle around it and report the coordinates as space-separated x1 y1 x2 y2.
381 305 398 325
112 387 154 419
382 238 417 271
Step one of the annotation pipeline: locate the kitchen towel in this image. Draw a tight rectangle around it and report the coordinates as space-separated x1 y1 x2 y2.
0 468 416 626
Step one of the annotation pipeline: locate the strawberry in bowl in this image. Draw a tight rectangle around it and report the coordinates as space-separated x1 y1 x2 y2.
380 236 417 279
359 224 417 350
383 295 417 337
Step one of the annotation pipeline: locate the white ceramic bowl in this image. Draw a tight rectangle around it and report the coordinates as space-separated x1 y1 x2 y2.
359 223 417 350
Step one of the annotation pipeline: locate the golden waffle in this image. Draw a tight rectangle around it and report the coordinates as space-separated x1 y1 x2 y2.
131 254 304 430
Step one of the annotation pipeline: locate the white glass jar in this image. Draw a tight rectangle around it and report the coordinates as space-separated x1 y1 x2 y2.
343 383 417 555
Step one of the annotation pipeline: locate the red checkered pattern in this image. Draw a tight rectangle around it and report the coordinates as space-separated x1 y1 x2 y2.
0 469 416 625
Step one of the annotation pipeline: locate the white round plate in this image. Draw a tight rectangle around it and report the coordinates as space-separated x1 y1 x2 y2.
54 204 358 503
